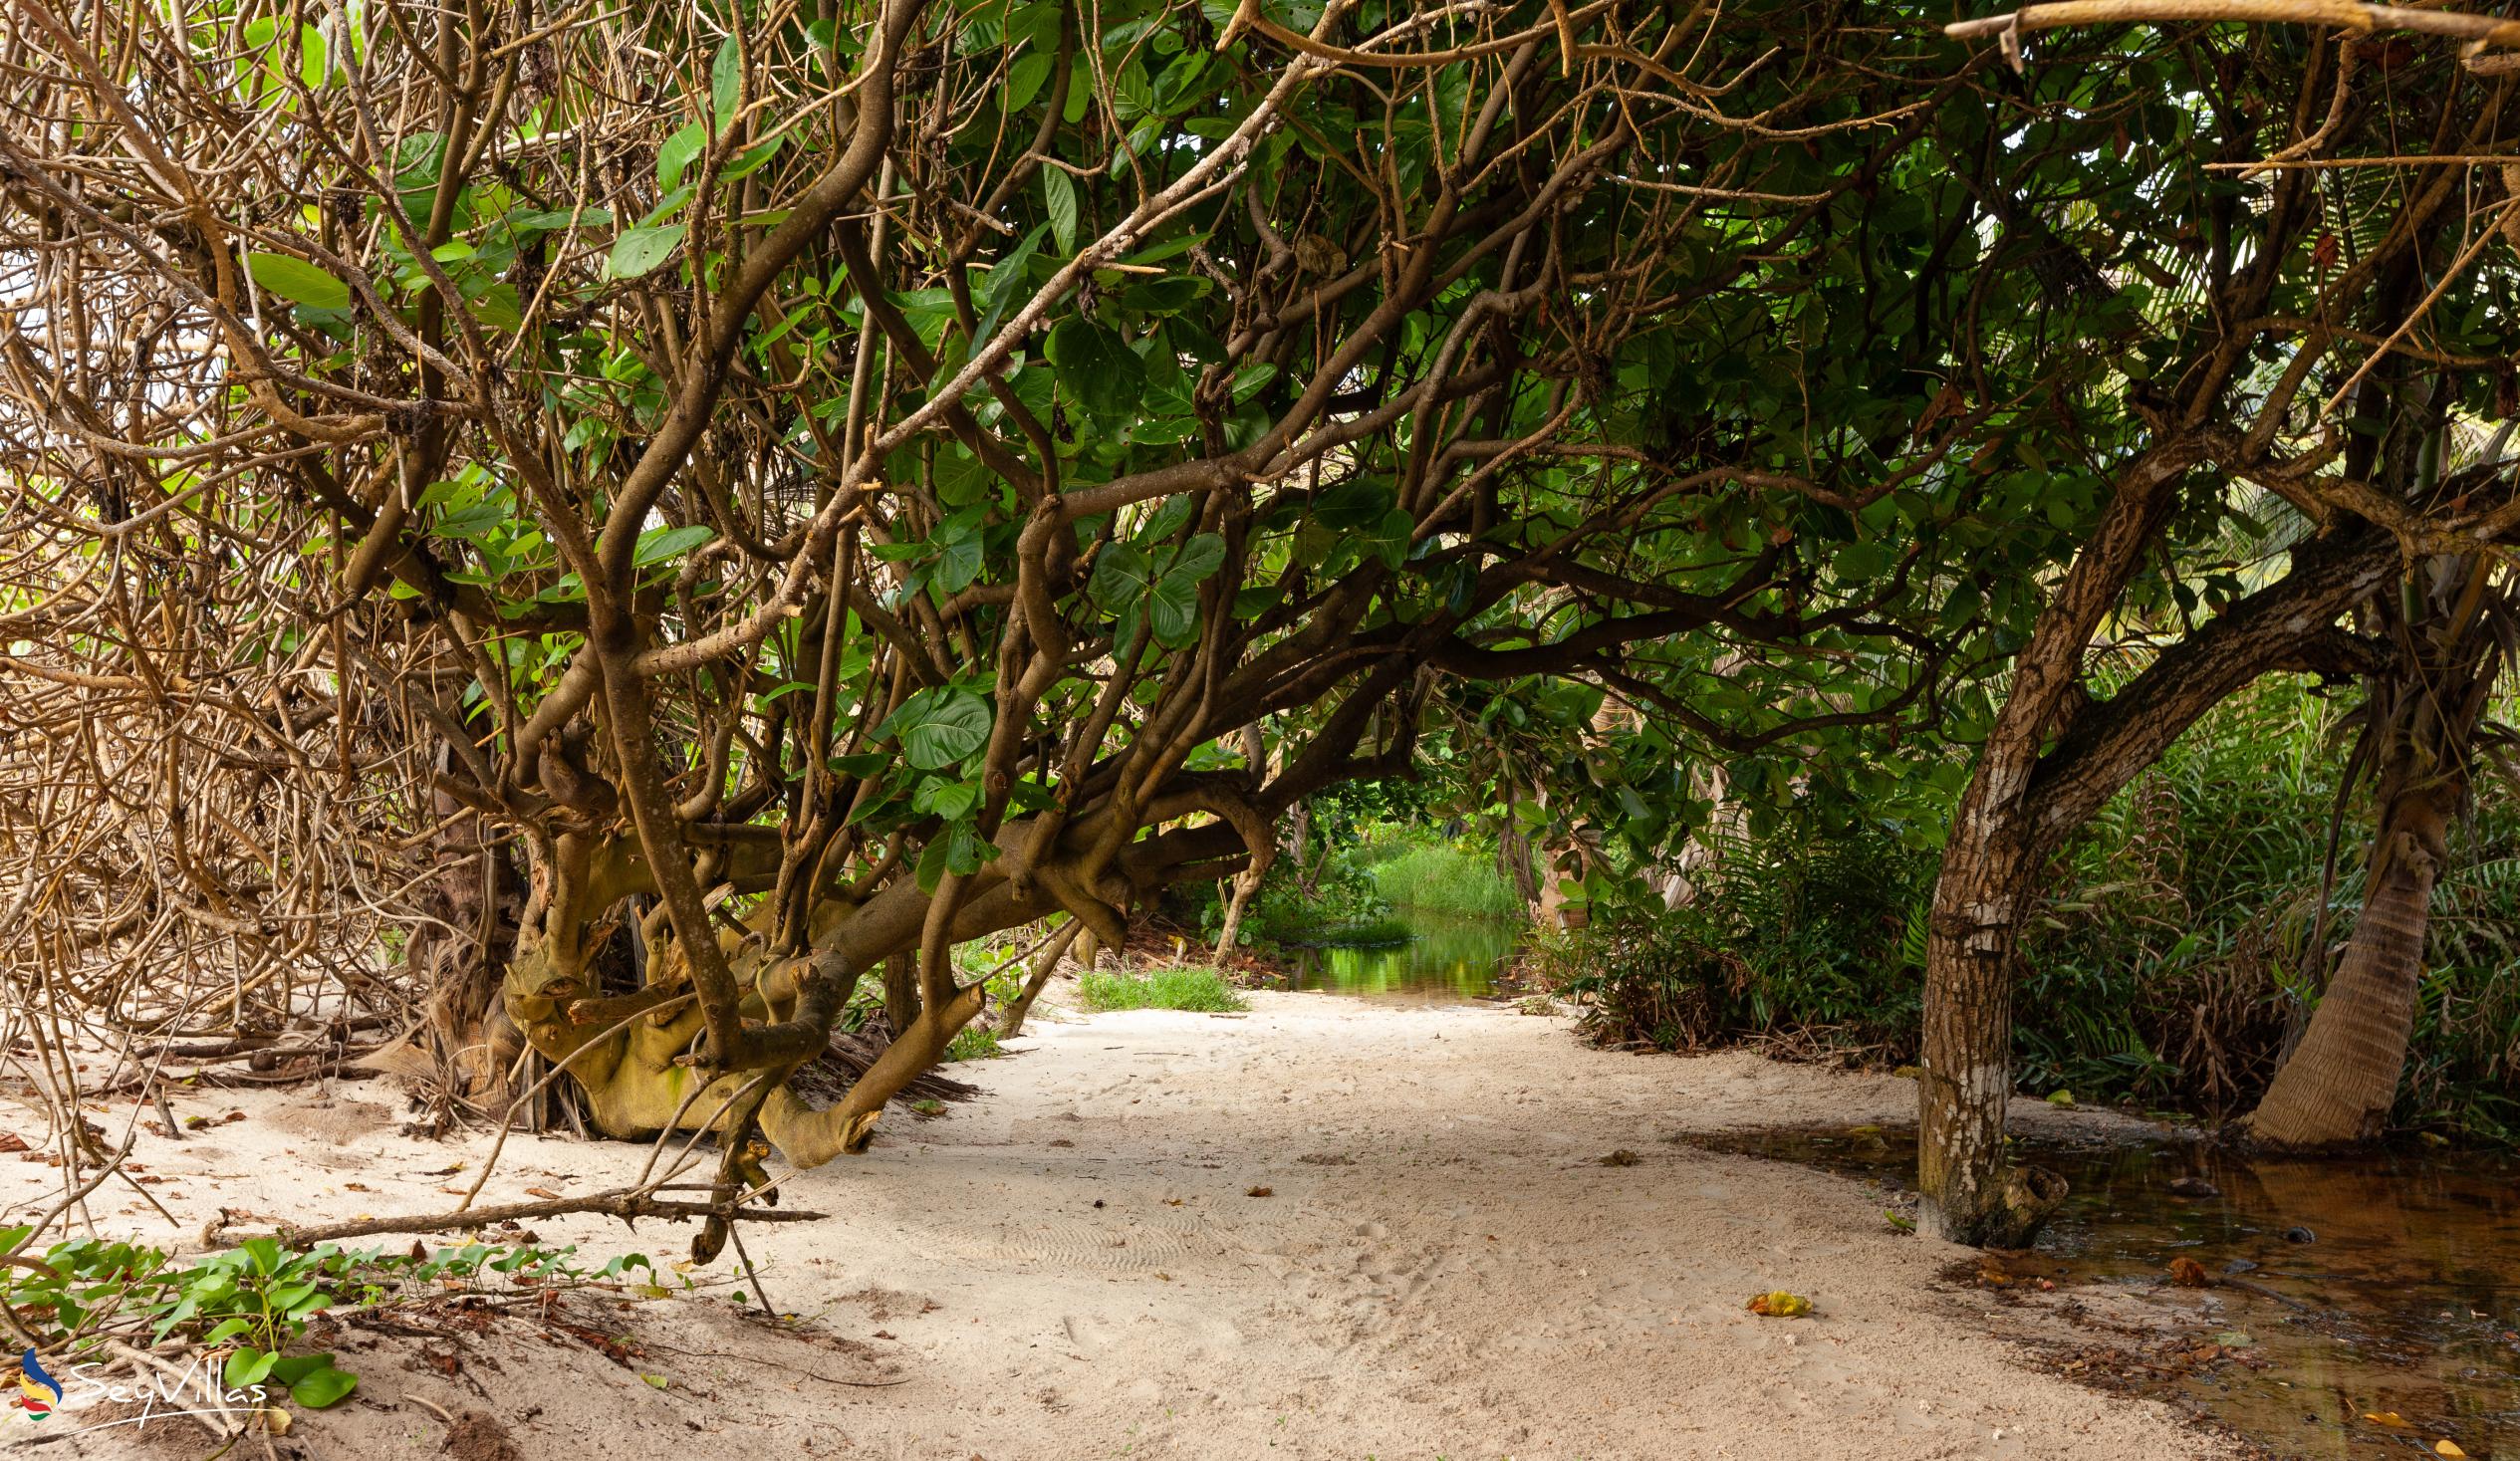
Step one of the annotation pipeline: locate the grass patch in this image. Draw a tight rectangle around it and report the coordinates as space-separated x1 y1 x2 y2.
1372 843 1526 920
1078 966 1248 1013
944 1023 1002 1061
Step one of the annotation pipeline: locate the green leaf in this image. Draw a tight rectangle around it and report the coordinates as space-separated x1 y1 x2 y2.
657 122 705 192
297 24 329 87
608 225 685 280
1169 532 1224 583
711 34 742 134
1044 166 1078 257
633 523 714 567
290 1363 359 1408
247 253 351 312
226 1346 277 1389
1148 569 1201 646
1090 542 1152 609
1047 319 1142 418
721 134 785 181
914 778 979 820
1006 52 1052 114
882 688 993 771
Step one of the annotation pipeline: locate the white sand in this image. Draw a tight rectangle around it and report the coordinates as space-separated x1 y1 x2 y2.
37 990 2219 1459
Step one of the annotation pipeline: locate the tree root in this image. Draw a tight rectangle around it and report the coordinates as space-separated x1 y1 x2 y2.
203 1186 828 1249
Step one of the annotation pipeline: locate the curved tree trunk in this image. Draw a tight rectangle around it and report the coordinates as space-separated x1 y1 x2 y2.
2251 555 2508 1146
2248 796 2447 1144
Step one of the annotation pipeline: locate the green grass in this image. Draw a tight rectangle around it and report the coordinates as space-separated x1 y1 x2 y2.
1078 966 1248 1013
944 1023 1002 1061
1371 842 1526 920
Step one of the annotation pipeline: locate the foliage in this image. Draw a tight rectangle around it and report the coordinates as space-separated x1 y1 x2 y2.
1078 967 1247 1014
0 1234 649 1411
945 1023 1004 1061
1545 675 2520 1139
1370 840 1525 922
1535 805 1932 1059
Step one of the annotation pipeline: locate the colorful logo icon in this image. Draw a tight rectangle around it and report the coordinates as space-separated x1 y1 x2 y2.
14 1350 60 1419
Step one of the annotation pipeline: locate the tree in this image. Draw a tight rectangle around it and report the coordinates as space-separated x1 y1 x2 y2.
2251 557 2518 1144
0 0 1995 1193
1912 4 2520 1241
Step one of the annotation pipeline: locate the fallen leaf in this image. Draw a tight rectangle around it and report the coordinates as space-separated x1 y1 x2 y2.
2047 1090 2076 1107
2435 1442 2466 1457
343 1182 374 1193
260 1408 292 1435
1747 1291 1812 1318
640 1373 668 1390
2364 1412 2408 1428
2167 1257 2210 1288
1245 1185 1273 1198
526 1186 563 1199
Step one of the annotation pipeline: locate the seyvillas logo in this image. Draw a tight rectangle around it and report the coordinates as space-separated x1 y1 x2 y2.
12 1352 60 1421
6 1349 272 1434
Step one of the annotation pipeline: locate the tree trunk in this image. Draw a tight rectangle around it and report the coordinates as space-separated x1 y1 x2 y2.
1916 438 2203 1244
1214 868 1259 957
1918 762 2052 1244
882 951 921 1036
2249 796 2448 1144
999 922 1086 1039
2251 555 2506 1146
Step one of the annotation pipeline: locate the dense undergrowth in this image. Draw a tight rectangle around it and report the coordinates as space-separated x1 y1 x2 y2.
1538 677 2520 1142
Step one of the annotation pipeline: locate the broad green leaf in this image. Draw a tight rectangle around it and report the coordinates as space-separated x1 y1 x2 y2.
247 252 351 311
289 1364 358 1409
1047 319 1142 418
1006 53 1052 114
711 34 742 133
882 687 993 771
1169 532 1225 583
633 523 714 567
657 122 705 191
1044 166 1078 257
1148 570 1200 645
609 225 685 279
1090 542 1152 609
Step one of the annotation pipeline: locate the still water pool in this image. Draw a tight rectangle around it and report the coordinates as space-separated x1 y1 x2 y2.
1698 1127 2520 1459
1283 910 1522 1002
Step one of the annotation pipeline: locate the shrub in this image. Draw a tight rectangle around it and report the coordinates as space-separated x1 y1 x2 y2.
1532 810 1930 1062
1078 966 1248 1013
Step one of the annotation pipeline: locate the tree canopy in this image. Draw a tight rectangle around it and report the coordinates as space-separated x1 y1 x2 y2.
7 0 2520 1243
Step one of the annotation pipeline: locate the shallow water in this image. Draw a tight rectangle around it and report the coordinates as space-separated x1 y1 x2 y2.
1283 911 1522 1002
1698 1126 2520 1459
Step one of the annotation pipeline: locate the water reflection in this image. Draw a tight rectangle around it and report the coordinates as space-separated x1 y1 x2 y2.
1285 911 1522 1002
1697 1127 2520 1458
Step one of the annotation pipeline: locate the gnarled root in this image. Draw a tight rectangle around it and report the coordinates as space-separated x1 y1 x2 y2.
1978 1164 2068 1249
759 980 988 1166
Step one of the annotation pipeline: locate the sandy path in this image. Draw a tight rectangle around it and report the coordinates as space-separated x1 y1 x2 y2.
42 991 2219 1460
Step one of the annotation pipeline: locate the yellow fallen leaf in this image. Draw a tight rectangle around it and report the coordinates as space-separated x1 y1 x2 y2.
261 1408 292 1435
2364 1412 2408 1428
1746 1291 1811 1318
2434 1441 2466 1457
